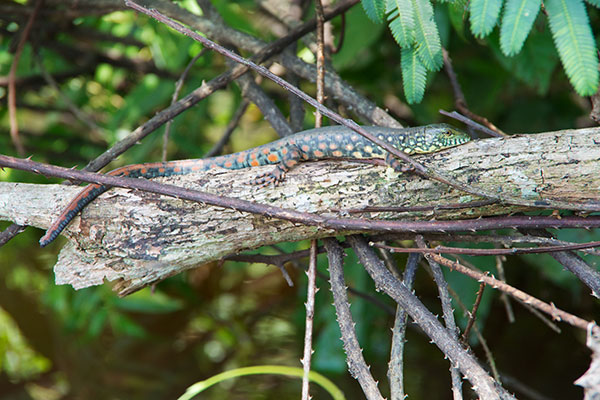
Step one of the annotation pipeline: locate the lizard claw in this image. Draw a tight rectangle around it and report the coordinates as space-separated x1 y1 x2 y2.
248 168 286 187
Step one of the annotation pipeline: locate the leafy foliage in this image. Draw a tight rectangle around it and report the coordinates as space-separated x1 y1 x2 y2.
362 0 600 100
362 0 387 23
490 28 559 95
545 0 599 95
382 0 442 102
411 0 443 71
386 0 415 47
499 0 542 55
469 0 503 38
401 47 428 103
1 1 600 399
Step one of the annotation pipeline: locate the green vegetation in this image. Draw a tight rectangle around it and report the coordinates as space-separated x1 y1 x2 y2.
0 0 598 399
370 0 599 101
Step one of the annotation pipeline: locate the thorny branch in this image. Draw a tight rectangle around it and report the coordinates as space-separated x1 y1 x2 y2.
302 1 327 396
423 252 599 334
348 235 516 400
416 236 463 399
388 252 420 400
324 238 385 400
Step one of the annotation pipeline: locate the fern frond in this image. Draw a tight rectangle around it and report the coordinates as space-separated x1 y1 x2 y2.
585 0 600 7
361 0 386 23
499 0 541 56
386 0 415 47
401 46 428 104
545 0 599 96
410 0 443 71
469 0 503 38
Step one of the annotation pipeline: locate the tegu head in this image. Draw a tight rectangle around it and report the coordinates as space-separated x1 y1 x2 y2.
410 124 471 154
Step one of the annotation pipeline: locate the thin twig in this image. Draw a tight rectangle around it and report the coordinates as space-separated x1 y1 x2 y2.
8 0 44 155
324 237 385 400
302 2 326 395
0 223 26 247
342 199 497 214
301 240 318 400
424 252 599 334
203 100 249 158
442 48 467 109
232 60 294 137
461 282 485 345
445 283 502 382
521 228 600 299
371 240 600 256
439 109 505 138
348 235 516 400
33 49 103 134
330 12 345 54
442 48 506 137
314 0 326 127
495 254 515 323
163 49 207 161
454 255 562 333
389 252 420 400
416 236 463 400
513 297 561 334
373 232 600 256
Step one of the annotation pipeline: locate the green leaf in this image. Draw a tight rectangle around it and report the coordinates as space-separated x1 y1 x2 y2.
178 366 346 400
469 0 503 38
333 6 385 70
585 0 600 7
545 0 599 96
386 0 415 47
361 0 386 23
411 0 443 70
113 289 184 314
490 28 559 94
499 0 542 55
434 2 451 47
448 0 469 40
401 47 428 103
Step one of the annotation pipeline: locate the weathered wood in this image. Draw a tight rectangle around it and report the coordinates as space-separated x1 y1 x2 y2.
1 127 598 294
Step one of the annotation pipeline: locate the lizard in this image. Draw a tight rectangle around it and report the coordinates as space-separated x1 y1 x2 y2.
39 124 470 247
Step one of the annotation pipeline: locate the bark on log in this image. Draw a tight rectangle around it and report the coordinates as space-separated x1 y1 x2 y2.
1 127 598 294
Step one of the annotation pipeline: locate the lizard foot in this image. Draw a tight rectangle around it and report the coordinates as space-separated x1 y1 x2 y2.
248 168 286 187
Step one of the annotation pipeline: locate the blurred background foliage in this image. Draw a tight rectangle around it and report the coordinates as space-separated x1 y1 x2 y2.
0 0 599 399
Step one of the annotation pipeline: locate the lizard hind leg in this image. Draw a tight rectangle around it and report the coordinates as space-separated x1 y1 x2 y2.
249 165 287 187
248 145 303 187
